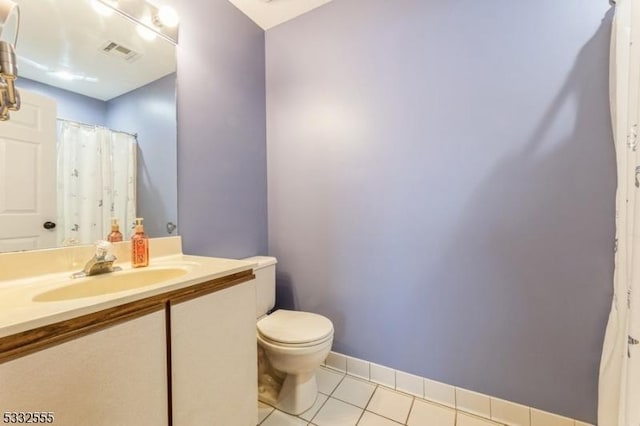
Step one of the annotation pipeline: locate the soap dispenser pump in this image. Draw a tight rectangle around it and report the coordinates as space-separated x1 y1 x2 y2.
131 217 149 268
107 218 123 243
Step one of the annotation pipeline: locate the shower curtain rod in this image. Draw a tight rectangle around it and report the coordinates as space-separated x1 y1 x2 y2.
56 118 138 139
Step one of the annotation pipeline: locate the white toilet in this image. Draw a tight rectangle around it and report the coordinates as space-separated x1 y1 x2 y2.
245 256 334 415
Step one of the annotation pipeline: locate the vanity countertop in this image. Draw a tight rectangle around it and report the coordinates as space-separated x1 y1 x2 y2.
0 238 256 339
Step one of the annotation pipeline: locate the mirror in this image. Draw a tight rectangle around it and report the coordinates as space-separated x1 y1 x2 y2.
0 0 177 252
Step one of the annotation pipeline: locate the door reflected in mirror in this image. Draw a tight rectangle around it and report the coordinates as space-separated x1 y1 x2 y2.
0 0 177 252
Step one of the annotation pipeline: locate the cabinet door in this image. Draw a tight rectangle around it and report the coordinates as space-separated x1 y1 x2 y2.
0 310 168 426
171 281 257 426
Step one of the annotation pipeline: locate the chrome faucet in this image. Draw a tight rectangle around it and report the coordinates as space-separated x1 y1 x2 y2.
72 241 121 279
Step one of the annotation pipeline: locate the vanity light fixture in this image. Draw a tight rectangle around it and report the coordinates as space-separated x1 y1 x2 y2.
0 0 20 121
94 0 179 44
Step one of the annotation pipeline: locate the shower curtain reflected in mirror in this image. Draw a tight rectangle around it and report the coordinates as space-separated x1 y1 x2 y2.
599 0 640 424
56 121 136 246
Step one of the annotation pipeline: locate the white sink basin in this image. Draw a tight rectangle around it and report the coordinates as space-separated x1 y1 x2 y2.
33 267 189 302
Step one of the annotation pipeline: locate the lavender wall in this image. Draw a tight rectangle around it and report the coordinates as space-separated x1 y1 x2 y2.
266 0 615 422
174 0 267 258
17 78 107 126
107 74 177 238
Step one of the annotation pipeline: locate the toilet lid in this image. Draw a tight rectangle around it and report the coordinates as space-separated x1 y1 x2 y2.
257 309 334 344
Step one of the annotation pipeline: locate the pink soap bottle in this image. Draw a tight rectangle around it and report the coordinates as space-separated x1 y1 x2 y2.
131 218 149 268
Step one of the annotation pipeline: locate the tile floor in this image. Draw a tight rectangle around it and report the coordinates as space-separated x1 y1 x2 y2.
258 367 504 426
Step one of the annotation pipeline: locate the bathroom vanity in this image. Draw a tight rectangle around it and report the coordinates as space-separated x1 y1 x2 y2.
0 238 258 426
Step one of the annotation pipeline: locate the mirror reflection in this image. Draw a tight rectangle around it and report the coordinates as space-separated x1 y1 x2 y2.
0 0 177 252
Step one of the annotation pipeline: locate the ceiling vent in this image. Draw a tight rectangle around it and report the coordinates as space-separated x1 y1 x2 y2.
99 41 141 62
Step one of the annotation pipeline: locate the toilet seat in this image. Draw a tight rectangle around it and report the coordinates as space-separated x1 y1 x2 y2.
258 331 333 349
257 309 334 345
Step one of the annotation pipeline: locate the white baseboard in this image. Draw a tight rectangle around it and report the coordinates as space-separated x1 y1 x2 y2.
323 351 593 426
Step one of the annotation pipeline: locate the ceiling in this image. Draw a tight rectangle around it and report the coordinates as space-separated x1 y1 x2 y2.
227 0 333 30
15 0 176 101
14 0 329 101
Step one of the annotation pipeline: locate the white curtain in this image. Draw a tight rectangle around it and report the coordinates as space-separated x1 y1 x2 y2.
599 1 640 425
57 121 137 245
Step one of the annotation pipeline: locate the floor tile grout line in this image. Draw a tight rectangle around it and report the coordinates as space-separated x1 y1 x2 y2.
404 396 416 425
328 394 372 410
310 367 350 424
310 396 366 425
362 408 410 426
331 393 375 410
360 408 407 426
363 386 414 425
308 393 332 425
331 375 378 409
258 406 275 425
299 393 328 423
355 383 379 425
361 411 405 426
363 383 379 410
329 372 347 397
354 403 367 425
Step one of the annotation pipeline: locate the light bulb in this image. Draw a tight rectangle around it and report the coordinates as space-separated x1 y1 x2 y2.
157 6 179 28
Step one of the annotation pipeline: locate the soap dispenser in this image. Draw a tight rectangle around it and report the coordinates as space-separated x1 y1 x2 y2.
131 217 149 268
107 218 123 243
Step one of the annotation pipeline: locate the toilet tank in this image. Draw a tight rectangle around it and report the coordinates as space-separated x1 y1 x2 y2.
243 256 277 318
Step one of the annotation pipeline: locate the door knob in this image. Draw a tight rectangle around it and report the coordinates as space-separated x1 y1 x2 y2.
43 221 56 230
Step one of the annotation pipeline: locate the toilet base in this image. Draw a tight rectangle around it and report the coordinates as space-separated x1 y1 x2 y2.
275 371 318 415
258 346 320 415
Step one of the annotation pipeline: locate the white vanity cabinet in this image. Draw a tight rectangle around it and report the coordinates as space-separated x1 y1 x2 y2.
0 310 169 426
170 280 258 426
0 267 257 426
